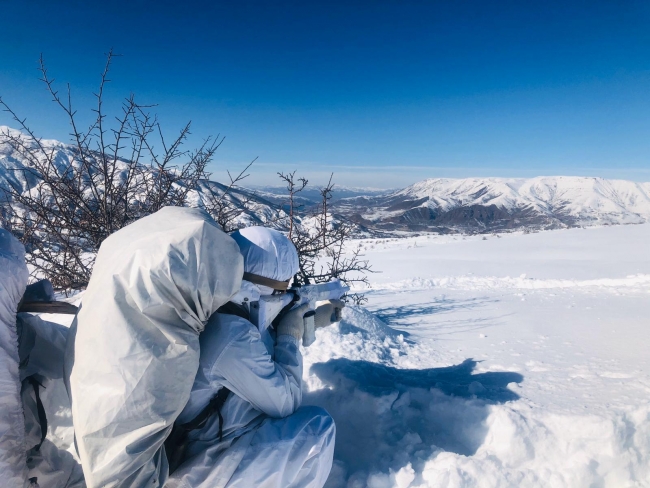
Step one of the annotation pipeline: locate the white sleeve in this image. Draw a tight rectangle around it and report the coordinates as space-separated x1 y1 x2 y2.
0 229 29 487
202 314 303 418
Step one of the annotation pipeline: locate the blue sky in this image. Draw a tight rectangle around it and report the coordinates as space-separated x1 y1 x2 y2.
1 0 649 188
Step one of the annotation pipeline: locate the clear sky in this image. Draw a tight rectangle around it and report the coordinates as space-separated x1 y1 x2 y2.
1 0 649 188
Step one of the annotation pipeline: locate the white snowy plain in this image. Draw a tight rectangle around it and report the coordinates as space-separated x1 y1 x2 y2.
303 224 650 488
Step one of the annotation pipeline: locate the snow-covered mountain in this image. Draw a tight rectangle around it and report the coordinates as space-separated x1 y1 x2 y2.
0 126 286 230
3 127 650 234
0 126 76 193
333 177 650 233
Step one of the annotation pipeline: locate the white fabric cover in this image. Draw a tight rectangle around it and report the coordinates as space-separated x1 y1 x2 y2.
66 207 243 488
231 227 299 282
0 229 29 487
167 313 335 488
18 313 85 487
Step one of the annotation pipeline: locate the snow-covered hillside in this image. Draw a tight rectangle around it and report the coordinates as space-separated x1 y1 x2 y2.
0 126 76 192
301 224 650 487
400 177 650 223
335 177 650 233
0 126 285 229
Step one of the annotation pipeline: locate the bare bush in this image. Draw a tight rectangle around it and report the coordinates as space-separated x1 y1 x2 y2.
277 171 372 304
0 53 371 298
201 160 256 232
0 51 223 292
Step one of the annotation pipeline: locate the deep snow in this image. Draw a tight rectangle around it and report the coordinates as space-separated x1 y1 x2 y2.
303 224 650 487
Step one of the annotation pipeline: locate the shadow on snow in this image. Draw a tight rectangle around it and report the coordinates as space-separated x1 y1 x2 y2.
305 358 523 483
372 296 498 326
366 296 508 339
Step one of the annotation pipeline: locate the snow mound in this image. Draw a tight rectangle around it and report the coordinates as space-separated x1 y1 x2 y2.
418 404 650 488
338 305 403 340
304 304 650 487
302 307 412 369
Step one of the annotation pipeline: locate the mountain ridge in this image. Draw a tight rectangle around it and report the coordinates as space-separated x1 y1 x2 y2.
2 127 649 235
333 176 650 233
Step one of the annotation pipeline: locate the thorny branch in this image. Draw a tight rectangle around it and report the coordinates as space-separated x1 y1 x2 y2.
202 158 257 232
0 52 235 292
0 54 371 297
276 172 373 304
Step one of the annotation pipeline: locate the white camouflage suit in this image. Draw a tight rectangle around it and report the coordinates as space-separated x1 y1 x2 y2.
67 210 334 487
167 226 336 488
0 228 84 488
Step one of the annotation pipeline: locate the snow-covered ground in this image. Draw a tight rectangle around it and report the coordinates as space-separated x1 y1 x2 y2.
303 224 650 487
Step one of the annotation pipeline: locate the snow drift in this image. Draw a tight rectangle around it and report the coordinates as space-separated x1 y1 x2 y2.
298 224 650 487
303 303 650 487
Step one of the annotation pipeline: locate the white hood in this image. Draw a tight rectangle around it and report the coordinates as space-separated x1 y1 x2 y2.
231 227 299 282
67 207 243 488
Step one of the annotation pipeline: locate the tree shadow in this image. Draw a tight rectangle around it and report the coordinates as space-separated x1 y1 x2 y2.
305 358 523 484
372 296 498 325
365 296 508 338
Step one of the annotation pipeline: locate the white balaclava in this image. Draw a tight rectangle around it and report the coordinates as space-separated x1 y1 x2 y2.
231 227 299 295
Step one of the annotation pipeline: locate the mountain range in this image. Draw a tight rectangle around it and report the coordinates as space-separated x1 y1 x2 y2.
331 176 650 233
2 127 649 235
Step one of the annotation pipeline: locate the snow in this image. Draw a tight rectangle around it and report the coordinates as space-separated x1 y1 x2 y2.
303 224 650 487
21 218 650 486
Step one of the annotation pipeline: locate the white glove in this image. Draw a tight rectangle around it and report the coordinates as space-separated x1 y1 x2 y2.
314 299 345 329
276 303 310 341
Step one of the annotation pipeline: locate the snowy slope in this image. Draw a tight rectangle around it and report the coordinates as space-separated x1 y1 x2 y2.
336 176 650 232
302 224 650 487
0 126 285 228
0 126 77 192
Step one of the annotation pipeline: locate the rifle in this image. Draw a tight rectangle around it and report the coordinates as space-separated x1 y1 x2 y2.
250 279 349 346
